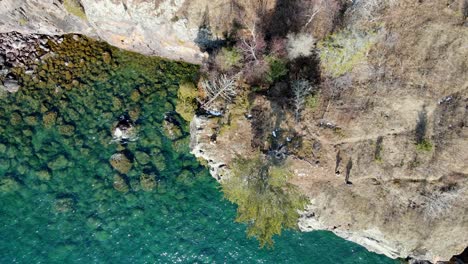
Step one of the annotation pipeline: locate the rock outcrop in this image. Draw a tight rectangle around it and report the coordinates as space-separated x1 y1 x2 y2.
0 0 271 64
0 0 199 63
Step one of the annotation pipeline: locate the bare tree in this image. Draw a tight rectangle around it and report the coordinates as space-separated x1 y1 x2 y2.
201 74 239 111
238 23 266 63
303 4 321 29
292 79 315 121
300 0 342 36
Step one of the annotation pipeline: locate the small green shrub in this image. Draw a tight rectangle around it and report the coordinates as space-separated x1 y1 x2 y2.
63 0 87 21
18 18 28 26
175 82 198 122
305 93 320 111
215 47 243 72
265 56 288 83
221 153 308 248
317 29 377 77
218 93 250 136
416 139 433 152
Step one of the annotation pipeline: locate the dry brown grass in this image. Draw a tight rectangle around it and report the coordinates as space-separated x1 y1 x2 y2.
372 0 468 97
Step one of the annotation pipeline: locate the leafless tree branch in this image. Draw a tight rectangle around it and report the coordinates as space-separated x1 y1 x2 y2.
238 23 266 63
292 79 315 122
201 74 240 110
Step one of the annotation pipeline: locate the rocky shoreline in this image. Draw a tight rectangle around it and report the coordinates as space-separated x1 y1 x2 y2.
0 32 61 93
3 24 466 264
0 0 205 64
189 109 467 263
189 114 407 259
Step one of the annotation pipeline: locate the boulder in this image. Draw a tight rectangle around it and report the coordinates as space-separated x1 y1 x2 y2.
113 174 129 193
0 178 20 193
47 155 68 170
135 151 150 165
109 153 132 174
2 79 20 93
140 173 156 192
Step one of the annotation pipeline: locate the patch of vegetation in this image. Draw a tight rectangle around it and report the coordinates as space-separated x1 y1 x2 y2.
305 93 320 111
218 93 250 136
170 16 180 23
317 29 377 77
292 137 316 161
18 18 28 26
333 127 345 138
176 82 199 122
265 55 288 83
196 157 209 167
221 153 308 248
63 0 87 21
215 47 243 72
416 139 433 152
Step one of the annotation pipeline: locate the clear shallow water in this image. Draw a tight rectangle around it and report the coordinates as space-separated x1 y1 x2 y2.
0 36 398 264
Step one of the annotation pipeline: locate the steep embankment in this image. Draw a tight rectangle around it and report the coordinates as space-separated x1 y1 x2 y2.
190 0 468 262
1 0 467 262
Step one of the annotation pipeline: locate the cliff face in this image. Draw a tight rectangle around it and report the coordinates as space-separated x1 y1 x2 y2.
1 0 467 262
0 0 272 64
0 0 201 63
0 0 187 62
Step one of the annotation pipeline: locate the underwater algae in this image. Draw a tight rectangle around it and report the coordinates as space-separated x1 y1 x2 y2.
0 35 397 263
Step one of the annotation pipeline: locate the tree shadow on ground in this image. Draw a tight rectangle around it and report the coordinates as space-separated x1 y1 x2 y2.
259 0 309 39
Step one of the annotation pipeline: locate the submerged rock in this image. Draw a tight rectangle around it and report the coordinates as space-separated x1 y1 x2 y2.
128 107 141 121
47 155 69 171
58 124 75 136
42 111 57 128
112 174 129 193
130 89 141 102
135 151 150 165
53 197 75 213
0 178 20 193
140 173 156 192
162 120 183 140
129 179 141 192
10 112 22 126
102 52 112 64
36 170 51 181
151 154 166 172
95 230 110 241
0 144 6 154
86 216 102 230
109 153 132 174
24 115 39 126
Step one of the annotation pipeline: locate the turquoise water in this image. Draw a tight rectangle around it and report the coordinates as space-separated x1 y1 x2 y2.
0 36 398 263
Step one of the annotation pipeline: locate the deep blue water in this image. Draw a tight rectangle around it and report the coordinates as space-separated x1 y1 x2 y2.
0 36 398 264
